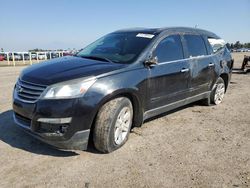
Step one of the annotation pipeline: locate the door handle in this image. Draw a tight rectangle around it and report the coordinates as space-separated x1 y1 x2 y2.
208 63 215 67
180 68 189 73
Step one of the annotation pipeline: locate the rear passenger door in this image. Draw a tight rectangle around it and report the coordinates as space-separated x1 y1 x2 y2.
182 34 213 96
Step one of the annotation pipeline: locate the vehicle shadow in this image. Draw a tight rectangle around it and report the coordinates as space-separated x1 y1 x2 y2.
0 110 79 157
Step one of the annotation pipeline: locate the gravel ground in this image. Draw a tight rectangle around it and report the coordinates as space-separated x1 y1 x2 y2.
0 52 249 188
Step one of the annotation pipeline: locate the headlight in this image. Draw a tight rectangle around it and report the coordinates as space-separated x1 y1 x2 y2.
41 77 96 99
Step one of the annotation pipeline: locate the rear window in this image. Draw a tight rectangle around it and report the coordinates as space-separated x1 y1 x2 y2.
183 35 207 57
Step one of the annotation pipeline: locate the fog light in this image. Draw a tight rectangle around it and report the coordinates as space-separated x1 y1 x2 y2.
60 125 68 133
37 117 72 124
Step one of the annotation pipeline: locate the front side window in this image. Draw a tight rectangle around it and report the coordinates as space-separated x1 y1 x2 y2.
153 35 184 63
77 32 156 64
183 34 207 57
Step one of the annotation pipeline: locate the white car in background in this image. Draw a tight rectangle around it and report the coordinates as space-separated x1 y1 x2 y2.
9 53 22 61
37 53 47 60
31 53 37 60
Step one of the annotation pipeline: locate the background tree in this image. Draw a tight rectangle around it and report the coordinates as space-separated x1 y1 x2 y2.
244 43 250 48
234 41 242 49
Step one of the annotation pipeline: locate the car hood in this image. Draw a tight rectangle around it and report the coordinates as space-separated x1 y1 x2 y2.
20 56 126 85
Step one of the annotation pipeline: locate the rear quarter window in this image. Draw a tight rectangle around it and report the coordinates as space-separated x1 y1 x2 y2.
183 35 207 58
207 38 226 53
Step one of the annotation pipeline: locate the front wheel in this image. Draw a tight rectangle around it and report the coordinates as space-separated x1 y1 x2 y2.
93 97 133 153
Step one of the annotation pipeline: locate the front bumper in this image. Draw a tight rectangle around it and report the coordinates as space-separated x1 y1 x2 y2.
13 113 90 150
12 89 96 150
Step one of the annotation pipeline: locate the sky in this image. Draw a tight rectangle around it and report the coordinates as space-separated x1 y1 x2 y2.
0 0 250 51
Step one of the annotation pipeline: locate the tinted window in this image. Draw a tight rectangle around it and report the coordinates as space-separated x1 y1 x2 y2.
154 35 184 63
183 35 207 57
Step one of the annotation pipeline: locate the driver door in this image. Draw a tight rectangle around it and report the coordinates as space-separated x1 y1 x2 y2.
146 34 190 113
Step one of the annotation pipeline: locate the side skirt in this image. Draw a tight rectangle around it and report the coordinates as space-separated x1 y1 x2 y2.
143 92 210 121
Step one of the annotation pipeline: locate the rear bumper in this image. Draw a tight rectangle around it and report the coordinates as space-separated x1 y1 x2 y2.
13 113 90 150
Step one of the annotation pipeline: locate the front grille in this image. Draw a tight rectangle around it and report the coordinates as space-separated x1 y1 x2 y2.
16 79 47 103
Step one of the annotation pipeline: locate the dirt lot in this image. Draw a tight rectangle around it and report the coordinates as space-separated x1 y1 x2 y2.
0 53 249 188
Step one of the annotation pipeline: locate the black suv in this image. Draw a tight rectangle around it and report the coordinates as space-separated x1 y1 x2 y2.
13 27 233 153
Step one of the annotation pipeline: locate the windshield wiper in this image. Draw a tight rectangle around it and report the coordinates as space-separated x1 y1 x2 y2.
79 55 113 63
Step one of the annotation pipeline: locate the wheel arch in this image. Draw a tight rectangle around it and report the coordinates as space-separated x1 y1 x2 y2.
91 89 144 132
220 73 229 91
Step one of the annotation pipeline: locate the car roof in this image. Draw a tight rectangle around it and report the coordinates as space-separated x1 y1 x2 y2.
114 27 220 39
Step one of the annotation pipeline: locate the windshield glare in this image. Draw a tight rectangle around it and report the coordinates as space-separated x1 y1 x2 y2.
77 32 155 64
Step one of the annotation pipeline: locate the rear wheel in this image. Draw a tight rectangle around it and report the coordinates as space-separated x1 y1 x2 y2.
93 97 133 153
201 77 226 106
211 77 225 105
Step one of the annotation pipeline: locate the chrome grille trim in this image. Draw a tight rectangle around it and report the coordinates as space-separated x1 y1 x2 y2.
18 81 46 91
20 88 42 95
18 93 39 100
16 79 47 103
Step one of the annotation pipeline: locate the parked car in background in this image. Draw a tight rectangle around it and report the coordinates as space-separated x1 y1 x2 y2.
0 53 5 61
30 53 37 60
38 53 47 60
3 54 7 60
63 52 74 56
236 48 249 52
13 27 233 153
46 52 59 59
9 53 22 61
51 52 59 59
17 53 30 61
23 54 31 60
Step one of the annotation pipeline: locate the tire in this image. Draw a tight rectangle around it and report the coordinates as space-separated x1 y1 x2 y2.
210 77 226 105
93 97 133 153
202 77 226 106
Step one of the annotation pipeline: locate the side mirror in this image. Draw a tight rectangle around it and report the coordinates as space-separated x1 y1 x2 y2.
144 56 158 67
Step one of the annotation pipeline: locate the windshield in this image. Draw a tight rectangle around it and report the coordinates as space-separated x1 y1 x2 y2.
77 32 156 64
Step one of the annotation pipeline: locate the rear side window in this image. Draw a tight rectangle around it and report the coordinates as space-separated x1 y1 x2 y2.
183 35 207 57
154 35 184 63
